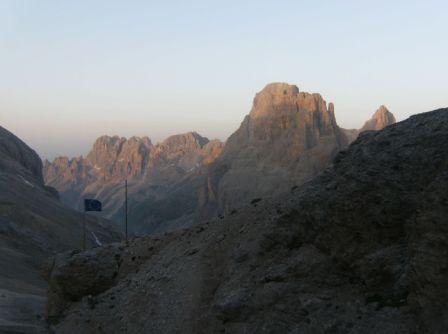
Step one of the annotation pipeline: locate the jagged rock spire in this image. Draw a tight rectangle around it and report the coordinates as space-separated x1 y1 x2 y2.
360 105 396 132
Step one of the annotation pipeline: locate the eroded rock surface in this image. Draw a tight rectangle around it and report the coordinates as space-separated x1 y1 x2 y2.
46 108 448 333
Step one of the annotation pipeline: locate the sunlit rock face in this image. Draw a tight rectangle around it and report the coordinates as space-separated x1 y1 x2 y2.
360 105 396 132
86 135 153 180
202 82 347 213
341 105 396 143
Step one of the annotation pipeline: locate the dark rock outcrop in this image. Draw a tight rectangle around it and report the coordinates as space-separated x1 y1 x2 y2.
200 82 371 214
0 125 119 333
0 125 44 184
46 108 448 333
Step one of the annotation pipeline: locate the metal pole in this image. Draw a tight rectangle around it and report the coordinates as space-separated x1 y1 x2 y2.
125 179 128 241
82 212 86 251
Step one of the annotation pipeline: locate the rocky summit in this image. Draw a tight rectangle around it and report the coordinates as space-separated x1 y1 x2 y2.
206 82 346 213
199 83 394 215
360 105 396 132
45 108 448 333
341 105 397 143
0 126 119 333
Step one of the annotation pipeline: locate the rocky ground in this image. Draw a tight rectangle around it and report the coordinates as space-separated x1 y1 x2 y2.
45 108 448 333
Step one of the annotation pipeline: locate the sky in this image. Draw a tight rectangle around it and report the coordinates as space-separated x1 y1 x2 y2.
0 0 447 160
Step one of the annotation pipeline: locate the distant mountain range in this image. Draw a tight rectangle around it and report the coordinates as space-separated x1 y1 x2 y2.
43 82 396 234
44 132 223 234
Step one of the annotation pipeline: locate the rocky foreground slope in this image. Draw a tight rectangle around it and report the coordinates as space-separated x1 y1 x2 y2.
45 108 447 333
0 126 119 333
44 83 395 234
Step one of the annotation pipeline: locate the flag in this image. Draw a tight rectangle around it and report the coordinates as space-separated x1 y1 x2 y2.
84 199 102 212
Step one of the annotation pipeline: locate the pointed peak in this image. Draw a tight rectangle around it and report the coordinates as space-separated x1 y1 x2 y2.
374 105 390 116
360 105 396 132
378 104 389 111
372 105 396 123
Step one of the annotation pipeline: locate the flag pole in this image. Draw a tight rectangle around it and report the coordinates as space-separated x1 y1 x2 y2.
82 212 86 251
125 179 128 241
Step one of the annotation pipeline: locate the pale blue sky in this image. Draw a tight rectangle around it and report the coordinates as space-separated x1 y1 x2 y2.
1 0 447 159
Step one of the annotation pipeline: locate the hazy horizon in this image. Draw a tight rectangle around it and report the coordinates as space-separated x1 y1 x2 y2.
1 0 447 159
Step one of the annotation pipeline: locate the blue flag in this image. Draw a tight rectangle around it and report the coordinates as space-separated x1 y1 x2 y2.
84 199 102 212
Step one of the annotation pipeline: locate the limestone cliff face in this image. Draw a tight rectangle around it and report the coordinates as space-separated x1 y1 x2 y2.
360 105 396 132
198 140 225 166
204 82 346 213
86 136 153 180
146 132 211 178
